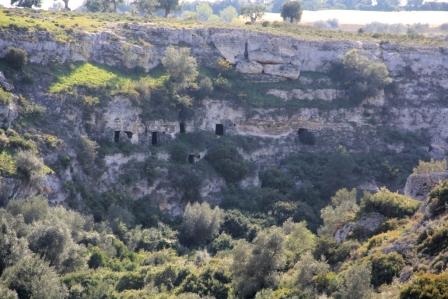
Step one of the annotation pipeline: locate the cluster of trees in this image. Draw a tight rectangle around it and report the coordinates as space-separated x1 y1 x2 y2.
3 182 440 298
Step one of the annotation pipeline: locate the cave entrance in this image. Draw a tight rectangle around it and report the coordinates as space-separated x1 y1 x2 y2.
180 122 186 134
298 128 315 145
114 131 120 143
215 124 224 136
125 131 133 139
151 131 158 145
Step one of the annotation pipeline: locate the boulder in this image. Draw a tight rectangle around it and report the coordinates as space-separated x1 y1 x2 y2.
211 32 246 64
404 171 448 200
0 72 14 91
334 212 385 243
236 60 263 74
263 64 300 80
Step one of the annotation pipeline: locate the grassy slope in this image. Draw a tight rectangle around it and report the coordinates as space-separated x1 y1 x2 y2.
0 8 446 46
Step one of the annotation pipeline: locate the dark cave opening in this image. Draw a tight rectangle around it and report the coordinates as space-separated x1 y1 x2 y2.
152 131 158 145
298 128 316 145
215 124 224 136
114 131 120 143
180 122 186 134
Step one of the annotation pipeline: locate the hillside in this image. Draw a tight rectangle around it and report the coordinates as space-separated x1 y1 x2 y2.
0 7 448 299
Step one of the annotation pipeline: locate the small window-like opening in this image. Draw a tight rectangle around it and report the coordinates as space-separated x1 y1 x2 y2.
180 122 186 134
188 154 195 164
298 128 315 145
114 131 120 143
215 124 224 136
125 131 133 139
151 131 158 145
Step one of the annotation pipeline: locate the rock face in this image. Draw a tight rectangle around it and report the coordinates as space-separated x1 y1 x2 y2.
0 25 447 82
335 212 386 243
404 172 448 200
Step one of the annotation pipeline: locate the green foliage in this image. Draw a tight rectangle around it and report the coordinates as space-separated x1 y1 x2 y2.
49 63 118 93
370 252 405 287
282 219 316 265
0 151 16 176
158 0 179 17
427 180 448 217
205 143 250 183
209 233 234 254
6 196 49 224
15 150 53 185
400 272 448 299
413 159 447 174
361 188 421 218
0 214 28 275
88 248 108 269
116 272 145 292
179 202 223 247
418 222 448 256
2 47 27 70
28 225 68 267
259 168 294 194
168 165 201 202
314 237 358 266
180 267 232 299
221 209 258 240
162 47 198 93
196 2 213 21
232 229 284 298
0 285 18 299
335 262 373 299
240 3 265 24
220 6 238 23
281 1 302 23
0 255 67 299
319 188 359 237
0 89 13 105
331 49 392 103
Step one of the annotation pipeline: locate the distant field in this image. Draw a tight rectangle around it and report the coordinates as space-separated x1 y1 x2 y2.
264 10 448 26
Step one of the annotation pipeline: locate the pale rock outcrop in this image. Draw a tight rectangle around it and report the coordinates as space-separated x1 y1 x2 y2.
404 171 448 200
236 60 264 74
334 212 385 243
263 64 300 79
267 88 343 101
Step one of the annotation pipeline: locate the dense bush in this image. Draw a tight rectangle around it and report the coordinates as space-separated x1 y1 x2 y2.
6 196 49 224
370 252 405 287
413 159 446 175
400 272 448 299
361 188 420 218
3 47 27 70
179 202 223 247
427 180 448 217
330 49 392 102
205 143 250 183
221 209 258 240
418 223 448 256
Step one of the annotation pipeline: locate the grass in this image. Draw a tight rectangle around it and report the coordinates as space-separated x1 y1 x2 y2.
48 63 167 95
0 8 446 46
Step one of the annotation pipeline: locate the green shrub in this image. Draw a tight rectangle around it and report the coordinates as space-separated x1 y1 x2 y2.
221 209 257 240
88 249 108 269
116 272 145 292
330 49 392 102
0 89 13 105
418 223 448 256
400 272 448 299
6 196 49 224
413 159 447 175
3 47 27 70
370 252 405 287
205 143 249 183
427 181 448 217
259 168 294 193
361 188 420 218
180 267 231 299
179 202 223 247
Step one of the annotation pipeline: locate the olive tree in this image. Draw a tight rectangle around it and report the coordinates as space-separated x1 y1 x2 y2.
232 229 285 298
240 4 265 24
281 1 303 23
179 202 223 247
162 47 198 93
